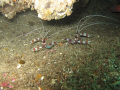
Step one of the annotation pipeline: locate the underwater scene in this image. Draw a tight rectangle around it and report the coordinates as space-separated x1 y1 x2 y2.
0 0 120 90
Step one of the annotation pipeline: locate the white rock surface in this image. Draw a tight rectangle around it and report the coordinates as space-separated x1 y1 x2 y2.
0 0 76 20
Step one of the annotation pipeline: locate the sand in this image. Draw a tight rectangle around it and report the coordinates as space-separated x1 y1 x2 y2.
0 0 120 90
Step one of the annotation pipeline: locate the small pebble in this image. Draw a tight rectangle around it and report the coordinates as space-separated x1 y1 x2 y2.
19 60 25 64
17 64 21 69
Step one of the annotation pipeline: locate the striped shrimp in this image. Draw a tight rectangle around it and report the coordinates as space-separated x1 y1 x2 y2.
30 15 120 52
31 38 57 52
63 33 91 45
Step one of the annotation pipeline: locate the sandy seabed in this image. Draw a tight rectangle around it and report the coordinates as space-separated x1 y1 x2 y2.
0 0 120 90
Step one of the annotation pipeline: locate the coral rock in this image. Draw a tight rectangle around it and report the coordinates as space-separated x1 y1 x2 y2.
0 0 76 20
